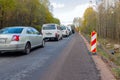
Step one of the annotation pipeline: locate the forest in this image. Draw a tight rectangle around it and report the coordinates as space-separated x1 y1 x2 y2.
80 2 120 43
0 0 60 30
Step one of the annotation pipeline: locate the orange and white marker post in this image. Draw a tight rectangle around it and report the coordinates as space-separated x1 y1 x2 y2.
90 31 97 54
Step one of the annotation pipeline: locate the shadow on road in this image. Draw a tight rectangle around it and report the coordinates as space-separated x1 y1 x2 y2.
0 47 43 57
0 52 24 57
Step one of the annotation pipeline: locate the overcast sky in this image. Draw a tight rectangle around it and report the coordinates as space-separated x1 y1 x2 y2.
50 0 97 25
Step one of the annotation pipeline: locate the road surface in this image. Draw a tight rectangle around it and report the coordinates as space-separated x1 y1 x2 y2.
0 33 100 80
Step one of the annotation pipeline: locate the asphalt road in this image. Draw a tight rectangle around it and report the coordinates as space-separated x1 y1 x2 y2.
0 33 100 80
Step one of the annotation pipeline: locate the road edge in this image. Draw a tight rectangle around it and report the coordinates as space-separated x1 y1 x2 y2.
79 32 116 80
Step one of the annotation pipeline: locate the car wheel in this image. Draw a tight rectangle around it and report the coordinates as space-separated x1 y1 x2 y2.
61 36 63 40
56 37 59 41
23 43 31 55
41 40 45 48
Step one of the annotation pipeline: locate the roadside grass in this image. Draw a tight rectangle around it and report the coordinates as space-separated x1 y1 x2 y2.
98 39 120 79
82 33 120 79
97 47 109 59
112 68 120 79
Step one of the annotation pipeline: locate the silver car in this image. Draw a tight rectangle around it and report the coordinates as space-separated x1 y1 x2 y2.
61 26 69 37
0 26 45 54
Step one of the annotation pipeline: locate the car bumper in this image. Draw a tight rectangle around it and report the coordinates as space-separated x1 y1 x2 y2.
44 37 57 40
43 34 57 40
0 43 25 52
62 33 68 37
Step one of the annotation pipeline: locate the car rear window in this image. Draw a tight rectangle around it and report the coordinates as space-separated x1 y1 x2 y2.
43 25 56 30
0 27 23 34
61 26 66 30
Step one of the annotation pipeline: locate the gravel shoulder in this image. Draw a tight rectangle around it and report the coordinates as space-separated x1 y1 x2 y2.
80 32 116 80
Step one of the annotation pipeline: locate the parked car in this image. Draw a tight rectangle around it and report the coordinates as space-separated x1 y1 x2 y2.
42 23 63 41
0 26 45 54
61 25 69 37
66 26 72 35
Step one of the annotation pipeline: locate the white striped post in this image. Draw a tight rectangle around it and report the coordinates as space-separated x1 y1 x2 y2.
90 31 97 54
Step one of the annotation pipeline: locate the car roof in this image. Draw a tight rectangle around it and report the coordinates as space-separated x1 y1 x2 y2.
43 23 58 26
4 26 33 29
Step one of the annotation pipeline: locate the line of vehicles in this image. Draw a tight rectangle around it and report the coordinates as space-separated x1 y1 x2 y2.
42 23 74 41
0 23 75 55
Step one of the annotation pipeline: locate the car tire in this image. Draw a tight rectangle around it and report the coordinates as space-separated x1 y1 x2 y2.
23 43 31 55
61 37 63 40
66 35 68 37
41 40 45 48
56 37 59 41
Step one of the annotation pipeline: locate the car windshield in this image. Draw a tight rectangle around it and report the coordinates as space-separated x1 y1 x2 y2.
0 27 23 34
43 25 56 30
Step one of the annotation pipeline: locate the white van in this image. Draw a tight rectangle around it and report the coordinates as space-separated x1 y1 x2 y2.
42 24 63 41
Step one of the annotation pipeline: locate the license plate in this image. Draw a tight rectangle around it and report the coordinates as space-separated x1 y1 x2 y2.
0 38 6 43
46 33 52 35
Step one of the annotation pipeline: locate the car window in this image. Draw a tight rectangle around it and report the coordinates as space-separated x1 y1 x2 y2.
61 26 66 30
27 28 33 34
31 28 39 34
43 25 56 30
0 27 23 34
57 25 61 30
57 26 59 30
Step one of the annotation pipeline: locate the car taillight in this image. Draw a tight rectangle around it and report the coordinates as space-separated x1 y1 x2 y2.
12 35 20 41
55 33 58 37
66 31 67 34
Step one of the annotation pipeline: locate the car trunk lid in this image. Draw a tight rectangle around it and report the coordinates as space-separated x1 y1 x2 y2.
0 34 20 44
